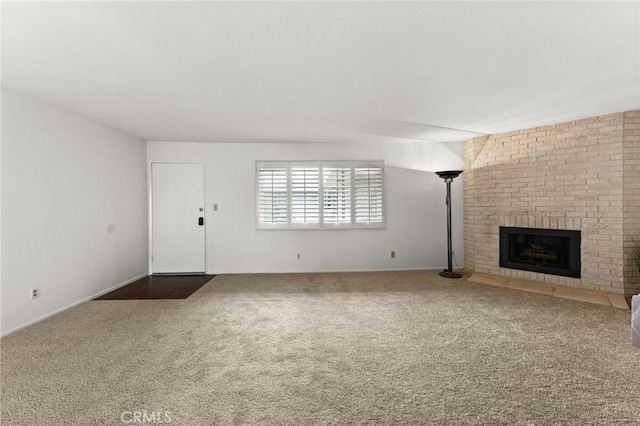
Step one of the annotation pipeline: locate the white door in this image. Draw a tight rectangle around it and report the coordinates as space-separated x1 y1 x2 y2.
152 162 206 274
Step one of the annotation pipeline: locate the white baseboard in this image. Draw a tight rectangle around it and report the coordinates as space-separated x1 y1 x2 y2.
0 273 148 338
207 266 449 275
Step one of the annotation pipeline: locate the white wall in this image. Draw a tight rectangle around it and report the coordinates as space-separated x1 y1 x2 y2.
1 88 148 336
148 141 464 274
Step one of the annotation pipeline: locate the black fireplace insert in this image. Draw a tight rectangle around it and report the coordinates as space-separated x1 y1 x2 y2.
499 227 581 278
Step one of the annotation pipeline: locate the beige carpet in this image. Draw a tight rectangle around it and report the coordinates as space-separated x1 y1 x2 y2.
1 270 639 425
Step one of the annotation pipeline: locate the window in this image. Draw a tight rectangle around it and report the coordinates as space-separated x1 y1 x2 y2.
322 165 351 226
256 161 384 229
257 163 288 228
354 165 384 225
290 164 320 228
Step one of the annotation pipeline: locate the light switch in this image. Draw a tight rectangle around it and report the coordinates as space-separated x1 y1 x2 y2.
213 204 219 211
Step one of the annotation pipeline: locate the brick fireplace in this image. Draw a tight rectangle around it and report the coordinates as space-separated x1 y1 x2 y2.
463 111 640 300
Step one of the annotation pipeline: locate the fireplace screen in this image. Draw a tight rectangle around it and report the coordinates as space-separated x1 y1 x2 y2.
499 227 581 278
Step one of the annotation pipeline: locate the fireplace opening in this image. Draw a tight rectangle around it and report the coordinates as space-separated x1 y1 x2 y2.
499 227 581 278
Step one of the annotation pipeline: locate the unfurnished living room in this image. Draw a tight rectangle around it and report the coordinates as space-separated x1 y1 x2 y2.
2 2 640 425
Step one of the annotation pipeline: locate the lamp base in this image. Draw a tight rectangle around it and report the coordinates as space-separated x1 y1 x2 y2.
439 270 463 279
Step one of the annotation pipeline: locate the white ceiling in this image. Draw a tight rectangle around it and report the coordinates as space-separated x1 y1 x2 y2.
2 1 639 144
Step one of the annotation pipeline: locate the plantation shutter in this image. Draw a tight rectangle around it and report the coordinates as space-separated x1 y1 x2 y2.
257 163 289 229
322 164 352 227
354 162 384 227
290 163 320 228
256 160 384 230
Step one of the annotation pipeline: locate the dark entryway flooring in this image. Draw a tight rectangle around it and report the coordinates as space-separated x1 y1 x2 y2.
95 275 215 300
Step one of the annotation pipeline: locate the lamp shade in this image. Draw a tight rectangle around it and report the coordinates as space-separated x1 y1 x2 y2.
435 170 463 180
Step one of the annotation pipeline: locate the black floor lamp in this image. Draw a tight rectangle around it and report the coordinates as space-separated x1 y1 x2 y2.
435 170 463 278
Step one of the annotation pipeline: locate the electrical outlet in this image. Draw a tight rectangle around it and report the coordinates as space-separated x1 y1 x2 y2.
391 251 396 258
31 288 39 300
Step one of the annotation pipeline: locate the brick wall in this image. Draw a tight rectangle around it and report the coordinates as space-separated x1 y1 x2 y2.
623 111 640 295
464 112 640 295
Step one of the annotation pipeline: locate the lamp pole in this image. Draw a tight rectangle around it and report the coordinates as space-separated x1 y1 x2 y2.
435 171 463 278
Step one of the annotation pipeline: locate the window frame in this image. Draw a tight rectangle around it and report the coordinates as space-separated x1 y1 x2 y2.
255 161 290 230
352 161 386 229
256 160 385 230
321 161 354 230
289 161 322 230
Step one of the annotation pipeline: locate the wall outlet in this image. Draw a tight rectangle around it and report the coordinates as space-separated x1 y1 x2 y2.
31 288 39 300
391 251 396 258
